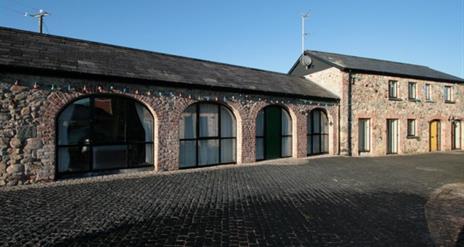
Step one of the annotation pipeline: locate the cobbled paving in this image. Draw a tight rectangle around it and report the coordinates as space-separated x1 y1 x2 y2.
0 152 463 246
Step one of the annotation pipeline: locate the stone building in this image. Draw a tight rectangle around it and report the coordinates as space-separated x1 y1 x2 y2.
290 50 464 156
0 27 339 186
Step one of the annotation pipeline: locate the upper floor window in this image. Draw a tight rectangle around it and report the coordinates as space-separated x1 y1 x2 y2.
408 82 417 100
425 84 432 101
388 80 398 99
444 86 453 102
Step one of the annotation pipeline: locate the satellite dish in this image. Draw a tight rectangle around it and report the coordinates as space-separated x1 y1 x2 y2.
300 55 312 68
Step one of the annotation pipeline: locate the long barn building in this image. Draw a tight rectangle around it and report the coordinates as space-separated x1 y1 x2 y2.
0 27 462 186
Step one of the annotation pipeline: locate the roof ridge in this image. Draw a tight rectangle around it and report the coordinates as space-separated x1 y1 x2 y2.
0 26 289 77
308 50 430 68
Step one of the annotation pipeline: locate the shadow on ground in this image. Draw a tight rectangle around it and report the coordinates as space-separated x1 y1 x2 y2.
1 153 464 246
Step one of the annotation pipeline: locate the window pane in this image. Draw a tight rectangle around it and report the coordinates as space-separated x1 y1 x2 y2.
198 139 219 166
389 81 397 98
126 102 154 142
57 146 90 172
312 111 320 133
220 106 236 138
179 140 196 168
322 135 329 153
93 145 127 170
93 97 126 143
321 112 329 134
256 138 264 160
256 110 264 137
180 105 197 139
58 98 91 145
312 135 320 153
128 143 153 167
281 136 292 157
281 110 292 135
220 139 236 163
199 104 218 137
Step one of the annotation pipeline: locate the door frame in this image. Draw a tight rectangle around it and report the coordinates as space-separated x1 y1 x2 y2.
451 120 462 150
429 120 441 152
256 105 293 161
386 119 399 154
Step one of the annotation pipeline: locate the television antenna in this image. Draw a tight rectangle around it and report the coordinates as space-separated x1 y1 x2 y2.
301 12 309 54
25 9 49 34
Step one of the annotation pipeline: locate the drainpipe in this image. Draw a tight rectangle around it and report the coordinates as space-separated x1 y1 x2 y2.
347 70 353 156
338 102 341 155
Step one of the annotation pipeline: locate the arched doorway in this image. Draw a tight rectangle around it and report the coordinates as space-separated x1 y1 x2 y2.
429 120 441 152
452 120 461 150
256 105 292 161
56 95 154 176
307 109 329 155
179 102 237 168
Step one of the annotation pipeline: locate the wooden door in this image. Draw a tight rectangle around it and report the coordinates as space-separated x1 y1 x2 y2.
430 120 440 151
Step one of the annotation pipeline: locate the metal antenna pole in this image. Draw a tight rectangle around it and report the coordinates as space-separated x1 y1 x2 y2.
26 9 49 34
301 12 309 55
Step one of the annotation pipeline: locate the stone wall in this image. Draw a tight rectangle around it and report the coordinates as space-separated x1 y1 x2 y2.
350 73 464 156
0 72 338 186
305 67 464 157
305 68 349 155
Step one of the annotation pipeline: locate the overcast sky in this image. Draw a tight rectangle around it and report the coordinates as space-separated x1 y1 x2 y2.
1 0 463 78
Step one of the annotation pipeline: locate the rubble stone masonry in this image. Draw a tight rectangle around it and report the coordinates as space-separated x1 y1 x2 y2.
0 72 338 186
307 68 464 157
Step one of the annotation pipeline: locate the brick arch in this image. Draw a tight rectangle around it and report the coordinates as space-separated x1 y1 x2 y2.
306 107 335 155
253 103 298 158
176 100 244 165
42 91 160 178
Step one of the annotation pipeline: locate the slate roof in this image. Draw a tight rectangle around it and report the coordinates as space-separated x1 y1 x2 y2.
0 27 338 101
289 50 464 83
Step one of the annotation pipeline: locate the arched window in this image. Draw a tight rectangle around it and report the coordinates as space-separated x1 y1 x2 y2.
179 103 236 168
307 109 329 155
57 95 154 176
256 106 292 160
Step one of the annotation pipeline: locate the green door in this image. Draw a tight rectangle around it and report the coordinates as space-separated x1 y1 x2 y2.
265 106 281 159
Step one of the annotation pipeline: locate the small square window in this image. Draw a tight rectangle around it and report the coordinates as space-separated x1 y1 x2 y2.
407 119 416 137
389 80 398 99
408 82 417 100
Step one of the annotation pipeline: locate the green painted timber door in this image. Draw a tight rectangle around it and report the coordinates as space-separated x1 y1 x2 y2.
265 106 281 159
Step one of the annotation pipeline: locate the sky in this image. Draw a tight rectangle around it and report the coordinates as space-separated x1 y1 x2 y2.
0 0 463 78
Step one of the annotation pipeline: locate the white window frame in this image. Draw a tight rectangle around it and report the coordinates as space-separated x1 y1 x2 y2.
444 86 453 102
408 82 417 100
407 119 416 137
358 118 371 153
389 80 398 99
425 84 432 101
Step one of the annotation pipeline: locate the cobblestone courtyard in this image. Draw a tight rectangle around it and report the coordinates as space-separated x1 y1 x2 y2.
1 153 463 246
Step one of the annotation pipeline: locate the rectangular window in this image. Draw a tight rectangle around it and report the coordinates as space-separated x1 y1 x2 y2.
408 82 417 100
389 80 398 99
425 84 432 101
444 86 453 102
407 119 416 137
358 119 370 152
